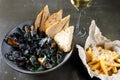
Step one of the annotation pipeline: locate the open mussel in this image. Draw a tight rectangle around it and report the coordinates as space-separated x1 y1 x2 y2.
38 54 46 64
38 37 51 47
16 27 24 35
5 51 20 61
7 37 19 46
42 60 53 69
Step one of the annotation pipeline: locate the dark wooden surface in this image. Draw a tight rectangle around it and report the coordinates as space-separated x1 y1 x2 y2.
0 0 120 80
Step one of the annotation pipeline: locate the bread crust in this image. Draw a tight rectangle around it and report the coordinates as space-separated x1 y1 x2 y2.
54 26 74 52
34 10 43 32
40 5 50 31
45 15 70 38
43 9 63 32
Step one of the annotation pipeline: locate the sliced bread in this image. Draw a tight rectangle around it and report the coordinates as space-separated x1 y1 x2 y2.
43 9 63 32
54 26 74 52
45 15 70 38
62 15 70 30
40 5 50 31
34 10 43 32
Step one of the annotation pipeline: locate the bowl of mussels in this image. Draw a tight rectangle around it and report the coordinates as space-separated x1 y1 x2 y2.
1 5 74 74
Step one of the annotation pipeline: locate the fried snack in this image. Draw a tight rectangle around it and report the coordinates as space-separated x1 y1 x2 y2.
86 46 120 76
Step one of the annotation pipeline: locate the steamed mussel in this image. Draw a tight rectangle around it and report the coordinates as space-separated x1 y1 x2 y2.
5 25 66 72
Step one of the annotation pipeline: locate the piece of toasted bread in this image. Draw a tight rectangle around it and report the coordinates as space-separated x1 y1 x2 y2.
54 26 74 52
40 5 50 31
45 15 70 38
62 15 70 30
34 10 43 32
43 9 63 32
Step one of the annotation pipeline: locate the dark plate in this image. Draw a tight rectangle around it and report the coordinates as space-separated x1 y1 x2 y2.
1 21 73 74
